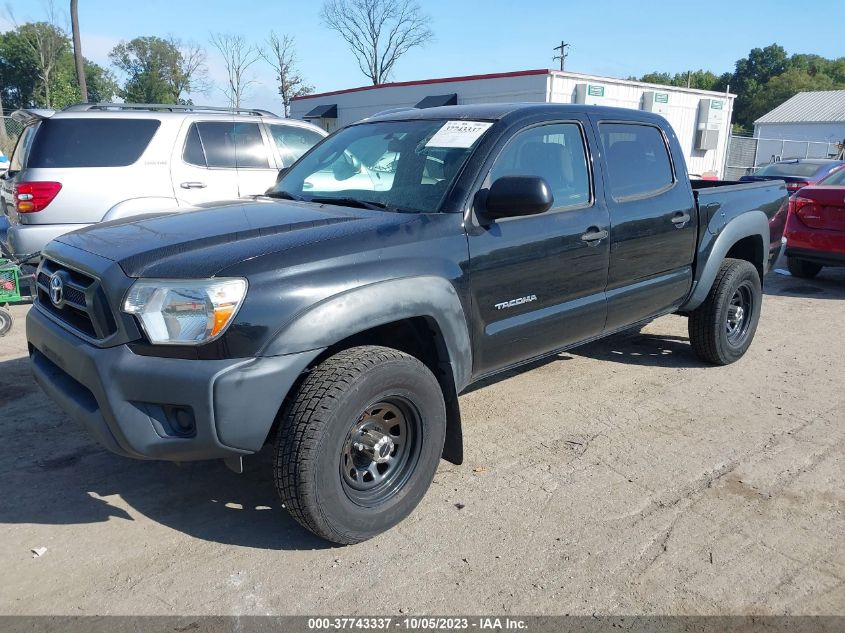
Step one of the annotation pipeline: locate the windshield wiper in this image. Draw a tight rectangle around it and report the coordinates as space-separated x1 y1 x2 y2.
264 190 304 201
308 196 393 211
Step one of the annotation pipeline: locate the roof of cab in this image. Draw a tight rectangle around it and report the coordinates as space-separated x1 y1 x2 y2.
362 102 669 125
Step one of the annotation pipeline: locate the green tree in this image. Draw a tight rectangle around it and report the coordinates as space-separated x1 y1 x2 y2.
0 23 115 110
0 28 40 110
730 44 788 129
109 36 205 104
17 21 70 108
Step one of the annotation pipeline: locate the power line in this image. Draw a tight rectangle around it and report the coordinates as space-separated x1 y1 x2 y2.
552 41 570 72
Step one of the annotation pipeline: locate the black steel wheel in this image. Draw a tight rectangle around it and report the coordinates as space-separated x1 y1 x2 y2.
725 283 754 346
340 397 422 506
274 346 446 545
689 258 762 365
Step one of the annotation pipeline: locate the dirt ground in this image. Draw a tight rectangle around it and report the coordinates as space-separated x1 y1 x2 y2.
0 264 843 616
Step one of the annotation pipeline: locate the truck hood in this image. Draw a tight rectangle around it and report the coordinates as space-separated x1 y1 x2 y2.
53 198 413 278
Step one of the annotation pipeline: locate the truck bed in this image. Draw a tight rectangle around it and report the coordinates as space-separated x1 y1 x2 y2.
691 178 788 270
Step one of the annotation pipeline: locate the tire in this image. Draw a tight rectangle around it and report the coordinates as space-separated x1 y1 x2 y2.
688 258 762 366
787 257 822 279
274 345 447 545
0 307 10 337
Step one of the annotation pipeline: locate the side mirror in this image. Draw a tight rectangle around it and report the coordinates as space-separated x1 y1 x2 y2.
275 167 289 184
480 176 554 220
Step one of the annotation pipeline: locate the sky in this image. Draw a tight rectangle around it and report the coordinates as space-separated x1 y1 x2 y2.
4 0 845 115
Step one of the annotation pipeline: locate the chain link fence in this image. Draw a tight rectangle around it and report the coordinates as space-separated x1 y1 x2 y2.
724 134 843 181
0 116 25 158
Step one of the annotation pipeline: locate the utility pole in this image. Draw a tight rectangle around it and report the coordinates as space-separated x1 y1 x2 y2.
552 41 569 72
70 0 88 102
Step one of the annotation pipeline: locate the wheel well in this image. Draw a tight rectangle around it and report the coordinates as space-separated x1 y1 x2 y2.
726 235 764 281
272 317 464 465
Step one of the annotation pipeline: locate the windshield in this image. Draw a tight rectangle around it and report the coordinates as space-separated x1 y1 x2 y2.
269 119 493 213
755 162 826 178
817 166 845 186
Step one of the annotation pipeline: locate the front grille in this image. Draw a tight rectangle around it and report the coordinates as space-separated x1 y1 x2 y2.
36 259 117 340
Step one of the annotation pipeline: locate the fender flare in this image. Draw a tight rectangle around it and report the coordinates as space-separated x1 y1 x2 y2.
101 197 180 222
681 210 769 311
262 275 473 393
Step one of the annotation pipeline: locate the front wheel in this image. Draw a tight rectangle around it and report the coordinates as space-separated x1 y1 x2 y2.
688 258 762 365
274 345 446 545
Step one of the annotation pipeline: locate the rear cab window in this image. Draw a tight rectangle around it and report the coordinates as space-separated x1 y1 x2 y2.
27 118 161 168
599 122 675 200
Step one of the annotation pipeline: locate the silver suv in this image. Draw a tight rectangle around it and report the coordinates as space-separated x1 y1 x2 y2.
1 103 326 259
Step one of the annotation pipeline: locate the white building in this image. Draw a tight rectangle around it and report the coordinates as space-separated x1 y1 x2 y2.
753 90 845 162
291 68 736 178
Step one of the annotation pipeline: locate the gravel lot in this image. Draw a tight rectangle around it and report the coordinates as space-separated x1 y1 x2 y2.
0 265 843 616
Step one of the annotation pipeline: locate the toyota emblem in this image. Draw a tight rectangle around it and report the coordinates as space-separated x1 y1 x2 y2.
49 273 64 307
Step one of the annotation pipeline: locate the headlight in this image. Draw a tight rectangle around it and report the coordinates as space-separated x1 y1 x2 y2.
123 278 247 345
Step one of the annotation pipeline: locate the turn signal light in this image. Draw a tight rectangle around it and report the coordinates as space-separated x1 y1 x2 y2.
14 182 62 213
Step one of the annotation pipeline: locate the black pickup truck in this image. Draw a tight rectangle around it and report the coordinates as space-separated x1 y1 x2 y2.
26 104 787 544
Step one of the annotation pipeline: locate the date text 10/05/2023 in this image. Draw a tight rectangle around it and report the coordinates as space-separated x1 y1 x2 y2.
307 617 529 630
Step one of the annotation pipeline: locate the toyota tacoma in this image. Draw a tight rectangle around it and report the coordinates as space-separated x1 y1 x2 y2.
27 104 787 544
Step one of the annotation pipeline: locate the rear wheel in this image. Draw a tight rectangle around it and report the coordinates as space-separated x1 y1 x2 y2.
787 257 822 279
274 345 446 545
688 258 762 365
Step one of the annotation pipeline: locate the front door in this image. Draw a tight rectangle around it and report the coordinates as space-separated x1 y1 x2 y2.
467 120 610 375
593 120 697 331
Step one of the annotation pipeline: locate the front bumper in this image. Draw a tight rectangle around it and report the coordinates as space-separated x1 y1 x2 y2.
27 306 322 462
7 223 93 260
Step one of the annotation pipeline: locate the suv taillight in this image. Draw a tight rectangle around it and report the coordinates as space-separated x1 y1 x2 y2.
15 182 62 213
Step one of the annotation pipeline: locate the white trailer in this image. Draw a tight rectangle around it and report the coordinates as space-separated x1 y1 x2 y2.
291 69 736 178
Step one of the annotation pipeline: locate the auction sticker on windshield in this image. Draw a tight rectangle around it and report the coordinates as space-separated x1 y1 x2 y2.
426 121 493 148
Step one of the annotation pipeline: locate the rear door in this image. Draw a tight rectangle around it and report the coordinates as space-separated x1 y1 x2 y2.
467 118 610 375
171 120 240 205
593 119 697 331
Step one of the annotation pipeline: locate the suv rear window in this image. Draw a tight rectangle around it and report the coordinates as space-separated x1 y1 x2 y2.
27 118 160 168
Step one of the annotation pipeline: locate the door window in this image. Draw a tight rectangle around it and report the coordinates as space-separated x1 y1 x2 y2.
488 122 591 210
182 122 271 169
268 124 324 166
232 122 270 168
599 123 674 200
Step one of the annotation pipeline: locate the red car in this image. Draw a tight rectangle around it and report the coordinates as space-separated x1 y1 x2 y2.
784 165 845 278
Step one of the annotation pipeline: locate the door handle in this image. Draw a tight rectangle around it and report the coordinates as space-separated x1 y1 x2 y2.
671 212 691 227
180 181 207 189
580 227 608 244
